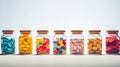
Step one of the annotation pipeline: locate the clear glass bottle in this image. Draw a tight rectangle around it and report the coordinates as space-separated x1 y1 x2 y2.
1 30 15 55
19 30 32 55
88 30 102 55
36 30 50 55
53 30 66 55
106 30 120 54
70 30 84 55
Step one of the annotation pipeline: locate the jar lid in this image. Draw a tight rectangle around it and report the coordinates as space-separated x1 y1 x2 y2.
71 30 83 34
89 30 101 34
20 30 31 34
2 30 14 34
107 30 119 34
54 30 65 34
37 30 48 34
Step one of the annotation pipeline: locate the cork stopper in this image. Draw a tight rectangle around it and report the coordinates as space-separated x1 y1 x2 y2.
54 30 65 34
2 30 14 34
89 30 101 34
71 30 83 34
37 30 48 34
20 30 31 34
107 30 118 34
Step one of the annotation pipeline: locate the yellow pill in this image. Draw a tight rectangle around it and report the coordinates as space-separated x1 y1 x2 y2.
60 44 64 47
39 38 43 42
19 38 22 40
59 40 63 44
46 45 50 49
63 50 66 54
36 39 40 45
23 41 28 45
27 39 31 44
26 45 30 48
20 45 25 48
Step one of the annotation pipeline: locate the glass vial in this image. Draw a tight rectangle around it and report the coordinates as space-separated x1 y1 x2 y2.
53 30 66 55
36 30 50 55
19 30 32 55
1 30 15 55
106 30 120 54
70 30 84 54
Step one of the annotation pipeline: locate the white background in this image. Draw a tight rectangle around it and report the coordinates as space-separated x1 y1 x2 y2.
0 0 120 67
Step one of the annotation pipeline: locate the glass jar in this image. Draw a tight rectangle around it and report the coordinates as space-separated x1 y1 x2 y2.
19 30 32 55
1 30 15 55
70 30 84 54
53 30 66 55
106 30 120 54
36 30 50 55
88 30 102 54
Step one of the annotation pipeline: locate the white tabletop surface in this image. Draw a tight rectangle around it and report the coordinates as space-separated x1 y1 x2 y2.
0 55 120 67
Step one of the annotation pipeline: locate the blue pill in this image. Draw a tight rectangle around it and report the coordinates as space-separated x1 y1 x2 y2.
60 38 63 40
61 47 66 50
59 50 63 54
53 41 56 43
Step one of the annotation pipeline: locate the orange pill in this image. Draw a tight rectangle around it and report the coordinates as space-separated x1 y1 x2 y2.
92 47 97 51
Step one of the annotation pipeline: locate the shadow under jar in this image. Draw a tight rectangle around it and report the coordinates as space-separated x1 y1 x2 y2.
70 30 84 55
106 30 120 54
19 30 32 55
88 30 102 55
53 30 66 55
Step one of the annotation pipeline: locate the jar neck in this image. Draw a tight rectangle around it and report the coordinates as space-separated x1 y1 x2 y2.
71 34 83 36
72 34 82 35
89 33 100 35
88 34 101 38
108 33 118 36
21 33 30 36
54 34 65 37
70 34 84 39
3 34 12 37
38 34 47 35
55 34 65 35
37 34 48 37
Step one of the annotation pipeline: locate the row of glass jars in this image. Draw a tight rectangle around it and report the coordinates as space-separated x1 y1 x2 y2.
1 30 120 55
